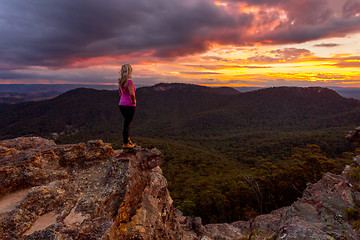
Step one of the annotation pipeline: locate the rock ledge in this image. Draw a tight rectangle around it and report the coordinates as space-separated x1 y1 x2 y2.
0 137 197 239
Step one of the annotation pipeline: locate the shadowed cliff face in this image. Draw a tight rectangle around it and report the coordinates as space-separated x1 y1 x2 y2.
0 137 199 240
1 137 360 240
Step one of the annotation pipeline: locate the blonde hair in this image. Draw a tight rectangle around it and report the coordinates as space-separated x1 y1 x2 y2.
118 64 133 89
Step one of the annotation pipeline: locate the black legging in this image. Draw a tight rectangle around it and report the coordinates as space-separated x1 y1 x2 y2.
119 106 136 144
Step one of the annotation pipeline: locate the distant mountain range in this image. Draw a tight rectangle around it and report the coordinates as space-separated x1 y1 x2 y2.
0 84 118 93
1 84 360 104
329 87 360 99
0 84 118 104
1 83 359 141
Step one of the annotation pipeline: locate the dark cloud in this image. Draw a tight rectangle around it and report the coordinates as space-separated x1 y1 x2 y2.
333 56 360 68
343 0 360 19
222 0 333 25
236 0 360 44
248 48 312 63
238 65 272 68
269 48 313 59
180 71 221 75
200 56 230 62
185 64 272 70
313 43 341 47
0 69 109 84
0 71 43 81
227 0 332 24
0 0 360 71
285 0 333 25
0 0 250 68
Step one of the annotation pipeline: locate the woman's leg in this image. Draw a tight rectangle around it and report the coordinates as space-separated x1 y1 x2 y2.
119 106 136 144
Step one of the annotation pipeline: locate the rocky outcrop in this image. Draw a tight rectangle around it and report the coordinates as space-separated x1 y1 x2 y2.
1 137 360 240
203 161 360 240
0 137 199 240
346 127 360 142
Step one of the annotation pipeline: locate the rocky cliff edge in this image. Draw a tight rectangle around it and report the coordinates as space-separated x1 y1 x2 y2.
1 137 360 240
0 137 201 239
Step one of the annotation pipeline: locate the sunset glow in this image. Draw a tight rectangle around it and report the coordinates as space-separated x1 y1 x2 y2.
1 0 360 87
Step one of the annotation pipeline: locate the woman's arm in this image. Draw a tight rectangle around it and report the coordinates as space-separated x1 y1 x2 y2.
129 81 136 104
118 86 122 96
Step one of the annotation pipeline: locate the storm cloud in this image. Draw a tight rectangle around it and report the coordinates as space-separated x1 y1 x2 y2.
0 0 360 70
0 0 247 68
314 43 341 47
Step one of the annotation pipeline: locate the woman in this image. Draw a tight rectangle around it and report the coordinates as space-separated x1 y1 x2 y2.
118 64 136 148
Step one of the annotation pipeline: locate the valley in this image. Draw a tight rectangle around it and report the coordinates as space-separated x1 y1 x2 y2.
1 83 359 223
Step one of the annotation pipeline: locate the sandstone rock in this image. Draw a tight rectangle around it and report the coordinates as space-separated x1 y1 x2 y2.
203 160 360 240
205 222 249 240
0 136 56 150
353 156 360 167
0 137 192 240
174 210 209 240
346 126 360 142
205 207 287 240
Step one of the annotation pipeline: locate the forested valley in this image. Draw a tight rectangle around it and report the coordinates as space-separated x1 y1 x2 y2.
1 83 359 223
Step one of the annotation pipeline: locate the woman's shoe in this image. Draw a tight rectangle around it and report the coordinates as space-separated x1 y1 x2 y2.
123 142 135 149
128 138 136 146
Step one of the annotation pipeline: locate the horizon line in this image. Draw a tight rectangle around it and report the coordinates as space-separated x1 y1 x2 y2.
1 83 360 89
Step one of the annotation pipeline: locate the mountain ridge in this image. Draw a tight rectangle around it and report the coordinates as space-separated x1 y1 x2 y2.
1 83 359 141
2 84 360 104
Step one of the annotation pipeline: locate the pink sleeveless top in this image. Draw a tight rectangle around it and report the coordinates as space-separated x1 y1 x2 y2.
119 80 136 106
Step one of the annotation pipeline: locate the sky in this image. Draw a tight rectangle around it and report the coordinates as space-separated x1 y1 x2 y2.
1 0 360 87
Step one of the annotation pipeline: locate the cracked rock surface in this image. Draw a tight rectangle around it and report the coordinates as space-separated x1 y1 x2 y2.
0 137 193 240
